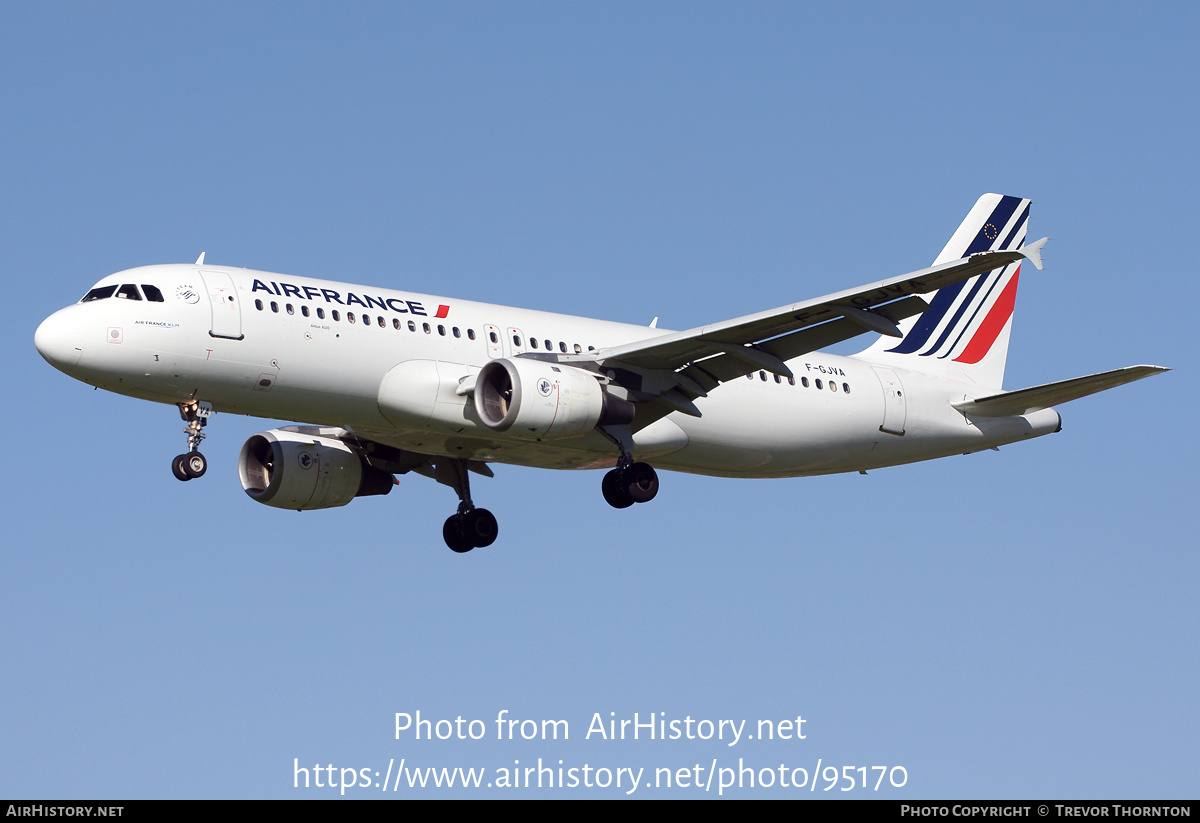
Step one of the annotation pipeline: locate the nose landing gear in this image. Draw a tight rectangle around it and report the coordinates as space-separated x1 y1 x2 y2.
172 400 212 482
172 451 207 480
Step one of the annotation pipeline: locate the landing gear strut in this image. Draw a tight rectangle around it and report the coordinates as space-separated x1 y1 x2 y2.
172 400 212 481
436 458 498 553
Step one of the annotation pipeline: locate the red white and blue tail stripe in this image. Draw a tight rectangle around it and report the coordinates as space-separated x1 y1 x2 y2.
859 194 1032 388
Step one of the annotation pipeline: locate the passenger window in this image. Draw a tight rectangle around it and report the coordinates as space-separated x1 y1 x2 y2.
774 374 781 383
438 325 446 336
317 307 325 319
255 299 263 311
842 382 850 394
759 371 767 381
348 313 356 324
302 306 310 317
408 321 416 332
81 285 117 302
489 331 498 343
393 318 401 330
815 379 823 390
468 329 476 340
512 334 521 347
378 316 385 328
801 377 809 388
424 323 431 334
332 310 340 321
559 342 567 353
271 301 279 313
287 304 295 315
574 344 582 354
530 338 539 349
453 327 461 338
141 285 165 302
830 381 837 392
788 377 795 386
116 284 142 300
544 339 552 351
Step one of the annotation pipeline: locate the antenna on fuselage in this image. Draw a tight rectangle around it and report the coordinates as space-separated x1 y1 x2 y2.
195 252 206 265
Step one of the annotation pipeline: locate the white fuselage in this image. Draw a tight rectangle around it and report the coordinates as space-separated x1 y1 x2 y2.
35 263 1061 477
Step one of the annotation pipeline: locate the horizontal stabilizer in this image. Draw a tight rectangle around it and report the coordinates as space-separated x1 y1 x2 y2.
952 365 1169 417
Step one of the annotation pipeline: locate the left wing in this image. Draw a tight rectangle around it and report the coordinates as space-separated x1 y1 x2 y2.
564 242 1045 398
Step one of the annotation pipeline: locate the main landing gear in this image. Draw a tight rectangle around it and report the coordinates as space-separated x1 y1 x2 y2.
436 458 498 554
601 460 659 509
596 424 659 509
172 400 212 481
443 508 499 554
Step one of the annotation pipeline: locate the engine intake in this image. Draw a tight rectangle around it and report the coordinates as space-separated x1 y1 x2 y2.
238 428 394 510
474 358 633 440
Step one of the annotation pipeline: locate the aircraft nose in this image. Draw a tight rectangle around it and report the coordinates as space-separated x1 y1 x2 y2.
34 309 84 372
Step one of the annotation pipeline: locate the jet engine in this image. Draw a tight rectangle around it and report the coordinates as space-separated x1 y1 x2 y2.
238 428 394 510
474 358 634 440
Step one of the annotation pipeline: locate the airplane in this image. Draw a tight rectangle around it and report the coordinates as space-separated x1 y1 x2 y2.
34 194 1167 553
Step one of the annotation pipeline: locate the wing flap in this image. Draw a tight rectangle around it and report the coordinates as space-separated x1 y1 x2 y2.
680 295 930 386
952 365 1169 417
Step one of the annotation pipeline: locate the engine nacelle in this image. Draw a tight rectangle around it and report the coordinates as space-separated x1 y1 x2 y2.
238 428 394 510
474 358 632 440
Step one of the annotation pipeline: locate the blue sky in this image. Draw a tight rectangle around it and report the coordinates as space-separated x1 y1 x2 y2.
3 2 1194 798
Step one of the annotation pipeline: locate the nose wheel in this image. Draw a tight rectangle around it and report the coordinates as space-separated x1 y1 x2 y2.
172 400 213 482
172 452 207 481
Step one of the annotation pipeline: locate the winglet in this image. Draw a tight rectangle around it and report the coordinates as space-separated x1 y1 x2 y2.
1019 237 1048 271
195 252 206 265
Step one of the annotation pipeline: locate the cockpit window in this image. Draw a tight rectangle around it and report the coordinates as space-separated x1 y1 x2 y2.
116 284 142 300
141 284 165 302
81 285 118 302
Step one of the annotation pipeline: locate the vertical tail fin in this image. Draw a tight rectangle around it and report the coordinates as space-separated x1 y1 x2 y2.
858 193 1031 389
